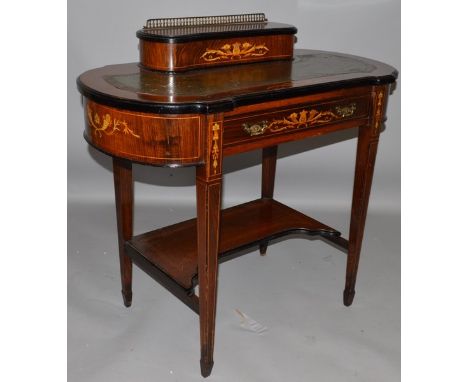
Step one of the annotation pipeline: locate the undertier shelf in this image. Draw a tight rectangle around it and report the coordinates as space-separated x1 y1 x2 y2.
126 198 341 291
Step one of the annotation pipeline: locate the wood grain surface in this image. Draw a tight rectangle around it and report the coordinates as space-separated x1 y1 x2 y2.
140 34 294 71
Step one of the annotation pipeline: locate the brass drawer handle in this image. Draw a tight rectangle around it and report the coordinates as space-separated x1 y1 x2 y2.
334 103 356 118
242 121 269 136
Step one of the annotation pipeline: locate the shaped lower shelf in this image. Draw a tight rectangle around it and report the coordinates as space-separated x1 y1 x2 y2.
126 198 341 292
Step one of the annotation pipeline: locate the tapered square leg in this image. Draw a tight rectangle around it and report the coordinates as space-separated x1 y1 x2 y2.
113 157 133 307
344 87 387 306
196 172 222 378
196 118 223 377
259 145 278 256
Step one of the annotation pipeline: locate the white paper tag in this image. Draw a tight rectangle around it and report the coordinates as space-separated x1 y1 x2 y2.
235 309 268 335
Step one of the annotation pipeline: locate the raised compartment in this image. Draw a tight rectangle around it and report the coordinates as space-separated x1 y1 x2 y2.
137 13 297 72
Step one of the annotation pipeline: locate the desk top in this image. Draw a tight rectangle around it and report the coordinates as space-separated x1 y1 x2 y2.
77 49 397 114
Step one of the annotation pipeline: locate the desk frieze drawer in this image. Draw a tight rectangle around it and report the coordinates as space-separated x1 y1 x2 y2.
223 96 370 146
83 100 203 166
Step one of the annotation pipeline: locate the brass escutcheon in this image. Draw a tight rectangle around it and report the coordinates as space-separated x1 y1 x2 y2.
242 121 269 136
334 103 356 118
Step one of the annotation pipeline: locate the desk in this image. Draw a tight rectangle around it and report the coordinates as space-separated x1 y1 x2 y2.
77 49 397 377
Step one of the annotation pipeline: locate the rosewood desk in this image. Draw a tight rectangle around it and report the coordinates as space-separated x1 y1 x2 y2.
77 49 397 377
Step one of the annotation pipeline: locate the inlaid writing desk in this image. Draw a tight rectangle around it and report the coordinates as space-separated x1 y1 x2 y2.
77 49 397 377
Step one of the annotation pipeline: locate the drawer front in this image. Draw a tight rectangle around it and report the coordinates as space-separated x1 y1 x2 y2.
84 100 202 166
223 96 370 147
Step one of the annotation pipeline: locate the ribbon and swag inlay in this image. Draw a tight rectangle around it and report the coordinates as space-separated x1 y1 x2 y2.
87 104 140 139
201 42 269 62
242 104 356 136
